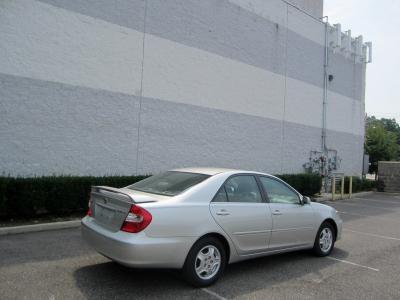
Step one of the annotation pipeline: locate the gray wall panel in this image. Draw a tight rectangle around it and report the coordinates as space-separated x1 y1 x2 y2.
287 0 323 18
1 1 366 177
282 122 364 174
0 73 140 176
137 97 284 175
329 52 356 100
286 29 324 88
328 52 365 102
326 130 364 175
137 97 363 175
354 63 365 102
0 73 364 176
145 0 287 76
38 0 146 31
38 0 361 101
146 0 359 100
281 122 322 173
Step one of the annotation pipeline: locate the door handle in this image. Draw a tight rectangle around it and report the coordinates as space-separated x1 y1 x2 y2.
272 210 282 216
216 210 230 216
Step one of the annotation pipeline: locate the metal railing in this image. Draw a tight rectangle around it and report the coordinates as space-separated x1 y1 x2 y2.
331 174 353 200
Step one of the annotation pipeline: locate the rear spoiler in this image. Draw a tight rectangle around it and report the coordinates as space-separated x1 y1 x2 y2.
91 186 135 203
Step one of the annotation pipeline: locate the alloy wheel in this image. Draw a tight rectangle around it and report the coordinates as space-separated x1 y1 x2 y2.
195 245 221 280
319 227 333 252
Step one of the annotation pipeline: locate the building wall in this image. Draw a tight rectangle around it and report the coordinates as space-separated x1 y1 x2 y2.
378 162 400 192
0 0 365 176
287 0 323 18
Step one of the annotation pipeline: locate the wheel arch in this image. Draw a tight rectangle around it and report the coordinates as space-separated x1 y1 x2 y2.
322 218 338 240
193 232 231 263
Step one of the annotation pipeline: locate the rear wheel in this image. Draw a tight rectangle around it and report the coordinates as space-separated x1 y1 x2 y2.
312 222 335 256
182 237 226 287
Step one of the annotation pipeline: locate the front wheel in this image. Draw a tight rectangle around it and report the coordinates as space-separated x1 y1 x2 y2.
312 222 335 256
182 237 226 287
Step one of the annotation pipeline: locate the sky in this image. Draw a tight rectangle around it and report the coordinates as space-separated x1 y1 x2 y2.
324 0 400 121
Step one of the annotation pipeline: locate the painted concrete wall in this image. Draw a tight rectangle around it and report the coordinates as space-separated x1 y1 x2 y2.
378 162 400 192
0 0 365 176
287 0 323 18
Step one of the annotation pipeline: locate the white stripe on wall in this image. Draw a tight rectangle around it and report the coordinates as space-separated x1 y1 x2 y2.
285 77 323 128
0 0 363 137
327 90 363 136
142 33 362 136
0 0 144 95
142 33 286 123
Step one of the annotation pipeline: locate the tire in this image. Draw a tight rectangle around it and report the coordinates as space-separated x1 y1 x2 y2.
312 222 335 256
182 237 227 287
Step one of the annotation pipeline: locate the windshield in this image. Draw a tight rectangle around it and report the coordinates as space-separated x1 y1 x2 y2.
127 171 210 196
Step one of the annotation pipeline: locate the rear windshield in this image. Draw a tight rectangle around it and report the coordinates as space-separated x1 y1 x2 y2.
127 171 210 196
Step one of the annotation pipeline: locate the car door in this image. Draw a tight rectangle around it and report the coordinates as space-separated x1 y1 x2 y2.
210 175 273 255
258 176 315 250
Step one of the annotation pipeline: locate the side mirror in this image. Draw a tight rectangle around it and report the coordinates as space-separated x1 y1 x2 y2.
302 196 311 204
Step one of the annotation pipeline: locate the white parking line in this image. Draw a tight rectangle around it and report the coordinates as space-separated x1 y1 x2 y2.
344 228 400 241
338 211 372 218
326 256 379 272
202 288 228 300
332 202 395 211
338 211 400 223
351 197 400 205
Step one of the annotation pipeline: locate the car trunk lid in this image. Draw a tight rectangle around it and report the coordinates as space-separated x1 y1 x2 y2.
90 186 156 231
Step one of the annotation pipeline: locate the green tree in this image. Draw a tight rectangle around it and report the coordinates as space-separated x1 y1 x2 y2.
381 118 400 144
366 116 400 145
365 122 399 174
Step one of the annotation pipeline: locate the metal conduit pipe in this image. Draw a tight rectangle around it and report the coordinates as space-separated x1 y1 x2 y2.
323 20 329 153
322 16 328 154
321 16 329 191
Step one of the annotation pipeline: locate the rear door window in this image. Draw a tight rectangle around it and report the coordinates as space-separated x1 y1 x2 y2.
213 186 229 202
223 175 263 203
259 176 300 204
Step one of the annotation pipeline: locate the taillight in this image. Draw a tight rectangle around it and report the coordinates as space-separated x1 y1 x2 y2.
120 205 152 233
87 193 92 217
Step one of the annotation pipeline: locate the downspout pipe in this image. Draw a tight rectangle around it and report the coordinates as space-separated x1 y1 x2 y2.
321 16 329 155
321 16 329 191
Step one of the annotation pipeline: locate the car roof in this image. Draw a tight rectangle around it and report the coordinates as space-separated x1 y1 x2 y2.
170 167 266 176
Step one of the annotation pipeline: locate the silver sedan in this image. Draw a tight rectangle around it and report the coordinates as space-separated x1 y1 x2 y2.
81 168 342 287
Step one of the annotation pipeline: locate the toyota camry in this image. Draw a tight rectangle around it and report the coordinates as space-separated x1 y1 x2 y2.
81 168 342 287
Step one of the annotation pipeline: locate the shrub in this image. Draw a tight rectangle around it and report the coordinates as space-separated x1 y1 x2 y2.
0 173 322 219
275 173 321 196
344 176 377 193
0 175 148 218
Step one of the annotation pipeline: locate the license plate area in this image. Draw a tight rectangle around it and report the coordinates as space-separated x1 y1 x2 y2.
92 196 131 231
96 205 116 222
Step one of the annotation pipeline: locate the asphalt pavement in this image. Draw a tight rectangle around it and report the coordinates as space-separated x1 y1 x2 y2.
1 192 400 299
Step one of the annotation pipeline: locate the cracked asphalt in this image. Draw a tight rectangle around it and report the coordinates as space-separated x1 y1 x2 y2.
1 192 400 299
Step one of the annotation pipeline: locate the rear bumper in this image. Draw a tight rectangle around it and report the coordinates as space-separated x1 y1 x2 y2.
81 216 195 268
